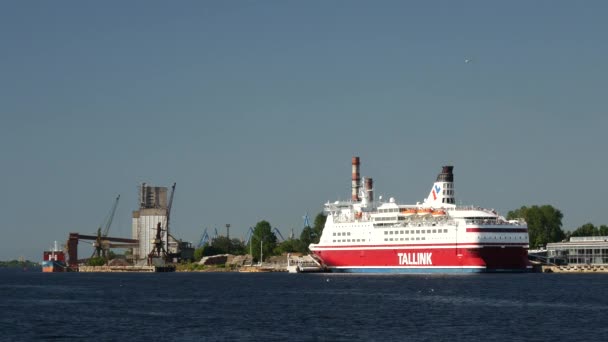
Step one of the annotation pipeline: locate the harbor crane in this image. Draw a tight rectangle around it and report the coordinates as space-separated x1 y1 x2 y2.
303 212 311 228
197 228 210 248
92 195 120 258
244 227 254 245
273 227 286 242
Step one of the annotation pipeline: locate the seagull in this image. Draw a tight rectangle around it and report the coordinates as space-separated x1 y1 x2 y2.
464 58 471 63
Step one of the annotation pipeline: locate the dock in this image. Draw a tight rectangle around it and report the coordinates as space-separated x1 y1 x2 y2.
542 265 608 273
77 265 175 272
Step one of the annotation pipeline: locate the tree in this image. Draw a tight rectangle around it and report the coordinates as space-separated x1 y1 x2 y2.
312 213 327 244
249 220 278 262
193 246 205 261
274 238 305 255
570 223 598 237
570 223 608 237
507 205 565 249
211 236 233 254
230 238 246 255
300 226 314 249
87 256 106 266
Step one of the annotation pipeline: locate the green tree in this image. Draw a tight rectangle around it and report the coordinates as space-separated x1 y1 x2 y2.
570 223 598 237
507 205 565 248
193 246 205 261
230 238 246 255
87 256 106 266
249 220 278 262
274 238 305 255
312 213 327 244
211 236 233 254
569 223 608 237
300 226 314 249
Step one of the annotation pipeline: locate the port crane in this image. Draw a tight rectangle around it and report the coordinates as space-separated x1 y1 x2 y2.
244 227 255 245
273 227 285 242
303 212 311 228
92 195 120 258
197 228 210 248
149 183 176 263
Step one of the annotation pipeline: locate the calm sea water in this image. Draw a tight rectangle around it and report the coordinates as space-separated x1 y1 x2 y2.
1 269 607 341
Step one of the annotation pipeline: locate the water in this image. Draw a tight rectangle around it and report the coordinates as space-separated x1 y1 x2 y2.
1 269 607 341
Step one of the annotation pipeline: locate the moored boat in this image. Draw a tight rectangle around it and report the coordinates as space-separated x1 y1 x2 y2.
309 157 531 273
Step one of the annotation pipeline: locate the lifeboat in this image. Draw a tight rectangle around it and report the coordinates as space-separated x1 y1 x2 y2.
400 208 417 216
417 208 433 216
431 209 446 216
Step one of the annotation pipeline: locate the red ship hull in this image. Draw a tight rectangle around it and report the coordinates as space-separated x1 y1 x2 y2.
311 243 531 273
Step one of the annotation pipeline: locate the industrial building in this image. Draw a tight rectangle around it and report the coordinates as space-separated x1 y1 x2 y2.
546 236 608 265
132 183 171 262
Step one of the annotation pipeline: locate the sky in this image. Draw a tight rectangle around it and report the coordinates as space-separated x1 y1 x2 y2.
1 1 607 261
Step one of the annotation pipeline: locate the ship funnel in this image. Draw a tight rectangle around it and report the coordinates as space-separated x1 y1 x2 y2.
352 157 360 202
436 166 454 182
365 177 374 203
424 165 455 207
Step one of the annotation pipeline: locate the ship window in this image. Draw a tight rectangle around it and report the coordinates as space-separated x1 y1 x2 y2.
332 240 335 242
332 233 336 236
416 237 420 240
390 238 393 241
443 229 448 233
400 230 404 234
432 229 437 233
348 232 351 236
384 231 388 235
416 230 420 234
347 239 351 242
422 237 425 240
390 231 394 235
384 238 388 241
400 238 404 241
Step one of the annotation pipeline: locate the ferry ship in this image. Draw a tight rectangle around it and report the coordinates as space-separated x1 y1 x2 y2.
309 157 531 273
42 241 67 272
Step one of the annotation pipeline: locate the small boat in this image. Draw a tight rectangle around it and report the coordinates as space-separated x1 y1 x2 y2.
401 208 417 216
416 208 433 216
431 209 447 216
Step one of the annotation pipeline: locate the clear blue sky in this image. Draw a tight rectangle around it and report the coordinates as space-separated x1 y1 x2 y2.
2 1 607 261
